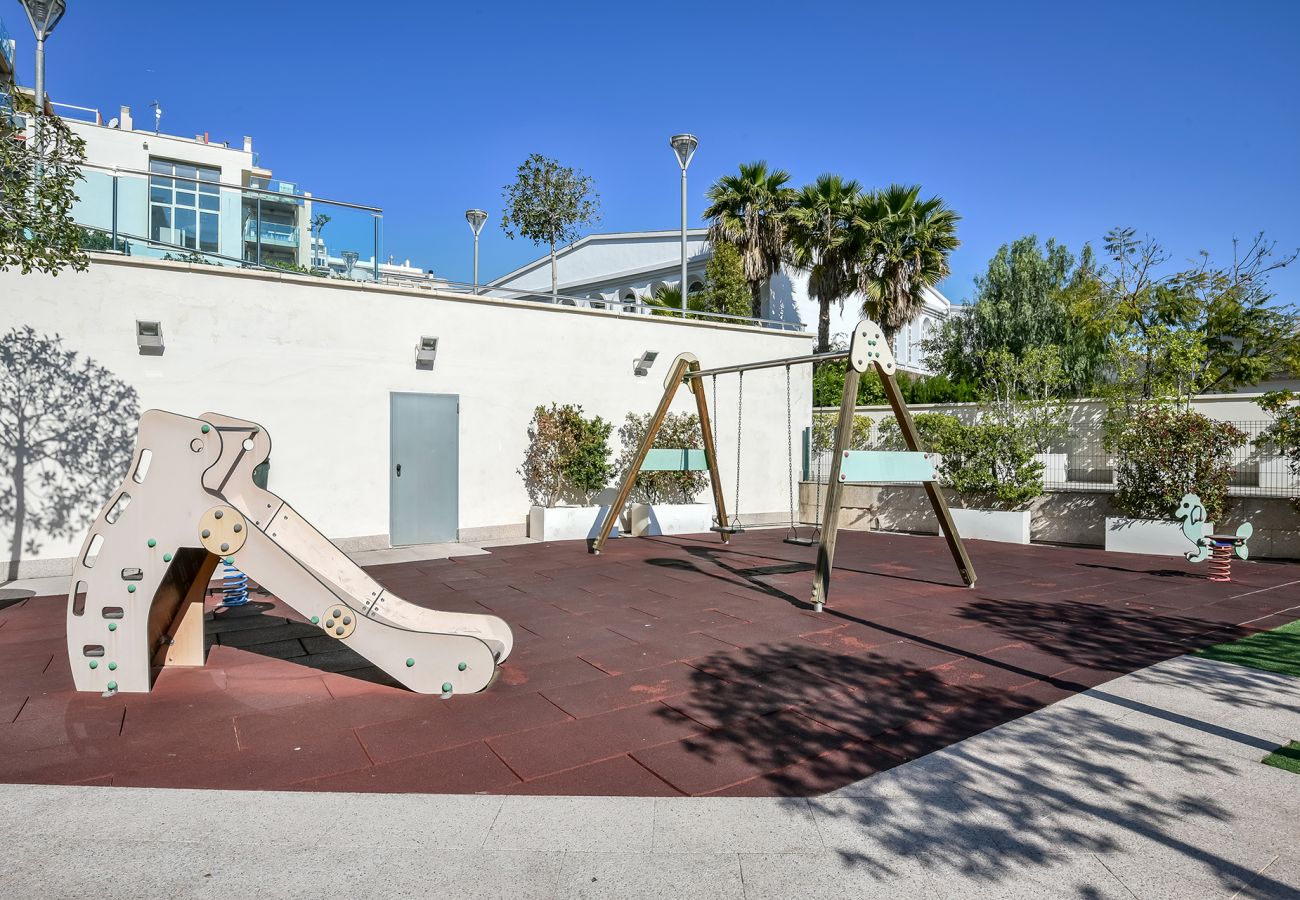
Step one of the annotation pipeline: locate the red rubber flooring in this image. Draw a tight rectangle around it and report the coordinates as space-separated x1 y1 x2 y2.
2 530 1298 797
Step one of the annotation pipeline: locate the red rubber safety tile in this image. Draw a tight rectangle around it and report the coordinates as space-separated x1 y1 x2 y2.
355 691 573 765
631 709 855 796
503 755 683 796
540 662 718 719
288 740 522 794
578 633 736 677
487 701 705 780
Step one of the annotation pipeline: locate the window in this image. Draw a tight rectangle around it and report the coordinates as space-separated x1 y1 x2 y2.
150 159 220 253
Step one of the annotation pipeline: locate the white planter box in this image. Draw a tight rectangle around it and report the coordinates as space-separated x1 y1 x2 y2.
1035 452 1068 486
629 502 713 537
528 505 620 542
951 507 1031 544
1104 517 1209 557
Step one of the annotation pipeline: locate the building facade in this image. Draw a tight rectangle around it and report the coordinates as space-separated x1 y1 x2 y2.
63 106 316 270
490 229 952 373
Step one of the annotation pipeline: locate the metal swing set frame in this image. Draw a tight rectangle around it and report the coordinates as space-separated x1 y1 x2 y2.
589 318 977 611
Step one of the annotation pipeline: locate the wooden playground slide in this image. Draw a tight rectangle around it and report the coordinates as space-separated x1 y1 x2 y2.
66 410 512 696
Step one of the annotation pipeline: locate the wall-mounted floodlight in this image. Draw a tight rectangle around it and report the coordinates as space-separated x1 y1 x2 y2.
415 336 438 370
634 351 658 377
136 320 164 355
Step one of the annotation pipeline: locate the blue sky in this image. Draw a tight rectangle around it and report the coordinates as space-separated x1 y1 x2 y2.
9 0 1299 303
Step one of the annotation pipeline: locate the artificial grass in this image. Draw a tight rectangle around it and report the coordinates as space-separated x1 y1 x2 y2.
1262 741 1300 776
1195 618 1300 678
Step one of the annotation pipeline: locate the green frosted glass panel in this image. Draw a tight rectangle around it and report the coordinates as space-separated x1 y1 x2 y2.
840 451 935 483
642 448 707 472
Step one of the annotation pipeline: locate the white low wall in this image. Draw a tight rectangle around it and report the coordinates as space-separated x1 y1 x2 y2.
2 257 813 576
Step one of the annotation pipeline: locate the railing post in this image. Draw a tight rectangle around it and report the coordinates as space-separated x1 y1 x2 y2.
372 215 382 283
110 168 119 251
255 196 262 267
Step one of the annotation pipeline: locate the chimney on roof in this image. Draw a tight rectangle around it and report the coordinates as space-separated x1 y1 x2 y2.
243 136 253 153
119 106 133 131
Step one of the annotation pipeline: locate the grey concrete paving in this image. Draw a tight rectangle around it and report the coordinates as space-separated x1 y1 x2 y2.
1 655 1296 899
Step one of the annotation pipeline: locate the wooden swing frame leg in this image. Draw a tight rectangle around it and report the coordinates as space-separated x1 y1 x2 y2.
589 356 728 554
809 356 976 612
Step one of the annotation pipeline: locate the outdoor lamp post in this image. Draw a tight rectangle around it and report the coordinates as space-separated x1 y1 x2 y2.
465 208 488 294
670 133 698 311
20 0 66 182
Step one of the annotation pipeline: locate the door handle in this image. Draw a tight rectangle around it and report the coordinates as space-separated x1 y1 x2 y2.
395 463 402 477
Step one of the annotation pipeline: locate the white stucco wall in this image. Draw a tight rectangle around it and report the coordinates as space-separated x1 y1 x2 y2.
2 256 813 574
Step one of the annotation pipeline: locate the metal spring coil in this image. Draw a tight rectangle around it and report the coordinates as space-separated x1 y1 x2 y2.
221 562 250 606
1208 542 1233 582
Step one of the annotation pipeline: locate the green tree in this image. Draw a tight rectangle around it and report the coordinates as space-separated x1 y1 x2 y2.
696 241 751 320
702 161 796 319
1 94 88 275
852 184 960 350
500 154 601 302
926 236 1107 394
1095 229 1299 401
786 174 863 352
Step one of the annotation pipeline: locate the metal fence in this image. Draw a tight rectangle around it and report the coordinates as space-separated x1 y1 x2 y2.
801 418 1299 499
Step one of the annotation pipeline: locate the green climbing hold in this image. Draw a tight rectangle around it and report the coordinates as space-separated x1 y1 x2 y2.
147 538 157 548
201 424 210 434
224 556 233 564
108 622 117 632
107 681 117 691
441 682 453 693
457 662 467 671
89 660 98 670
163 553 172 562
406 658 415 667
108 662 117 671
127 584 136 593
310 616 319 624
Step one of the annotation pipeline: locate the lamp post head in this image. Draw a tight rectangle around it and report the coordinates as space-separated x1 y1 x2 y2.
465 208 488 235
670 133 698 172
20 0 67 39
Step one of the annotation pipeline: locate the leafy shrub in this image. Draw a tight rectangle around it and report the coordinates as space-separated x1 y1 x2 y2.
875 413 1044 506
617 412 709 503
811 357 977 408
520 403 613 506
811 412 875 452
1106 405 1247 521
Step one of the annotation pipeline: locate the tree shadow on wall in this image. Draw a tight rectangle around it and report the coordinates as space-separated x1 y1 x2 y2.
1 326 141 581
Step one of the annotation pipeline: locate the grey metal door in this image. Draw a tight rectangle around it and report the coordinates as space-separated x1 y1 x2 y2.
390 392 459 545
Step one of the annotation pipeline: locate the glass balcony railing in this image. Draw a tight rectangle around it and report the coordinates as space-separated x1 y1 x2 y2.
248 177 305 205
243 219 300 246
0 19 13 70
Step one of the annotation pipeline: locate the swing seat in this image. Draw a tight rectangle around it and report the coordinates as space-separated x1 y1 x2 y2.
783 535 816 547
711 524 746 535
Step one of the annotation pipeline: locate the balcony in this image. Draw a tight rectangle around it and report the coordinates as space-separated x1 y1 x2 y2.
0 19 13 76
243 219 300 247
247 178 305 207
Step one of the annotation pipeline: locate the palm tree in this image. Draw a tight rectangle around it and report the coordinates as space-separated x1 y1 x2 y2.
853 184 961 351
702 162 796 319
786 174 862 352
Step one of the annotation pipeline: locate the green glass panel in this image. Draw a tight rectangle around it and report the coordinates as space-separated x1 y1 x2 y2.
839 451 936 483
642 448 707 472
